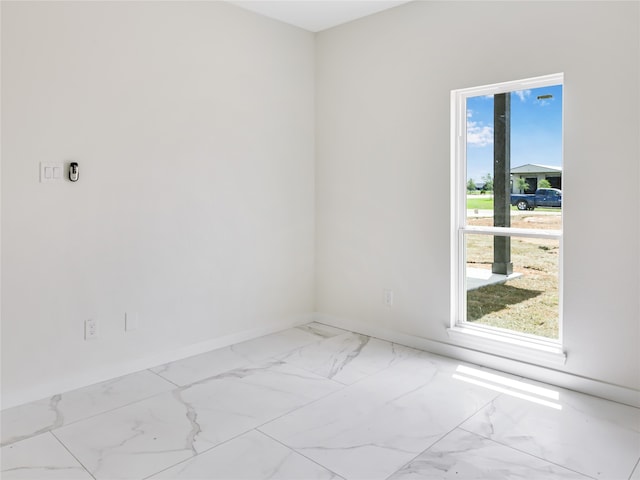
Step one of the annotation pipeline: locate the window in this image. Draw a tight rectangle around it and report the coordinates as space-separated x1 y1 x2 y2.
450 74 565 363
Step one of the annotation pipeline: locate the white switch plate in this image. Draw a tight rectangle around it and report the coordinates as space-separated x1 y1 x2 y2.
40 162 64 183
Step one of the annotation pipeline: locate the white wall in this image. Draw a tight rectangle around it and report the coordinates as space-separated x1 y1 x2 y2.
316 1 640 392
1 1 315 407
2 0 639 409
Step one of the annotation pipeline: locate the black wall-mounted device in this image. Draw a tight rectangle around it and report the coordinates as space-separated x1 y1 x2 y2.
69 162 79 182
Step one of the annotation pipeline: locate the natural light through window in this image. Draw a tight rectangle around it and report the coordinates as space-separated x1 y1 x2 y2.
452 365 562 410
451 74 564 358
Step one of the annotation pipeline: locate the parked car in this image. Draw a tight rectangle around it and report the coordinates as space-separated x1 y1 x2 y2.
510 188 562 210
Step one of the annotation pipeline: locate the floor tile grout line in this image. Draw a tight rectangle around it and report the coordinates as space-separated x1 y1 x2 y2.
140 371 350 480
153 352 351 469
141 324 372 392
147 368 181 388
49 380 176 430
380 435 448 480
313 321 448 367
138 330 380 478
256 428 346 480
274 329 464 394
49 430 98 480
143 424 349 480
140 426 261 480
137 331 356 479
252 355 503 480
251 375 351 431
381 393 501 480
221 327 355 383
268 331 407 389
456 426 599 479
2 384 176 448
629 457 640 480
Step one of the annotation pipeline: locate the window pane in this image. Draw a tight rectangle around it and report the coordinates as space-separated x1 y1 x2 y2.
466 85 563 230
465 234 559 339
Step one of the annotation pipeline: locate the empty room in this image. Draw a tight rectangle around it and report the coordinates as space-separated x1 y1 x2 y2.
1 1 639 479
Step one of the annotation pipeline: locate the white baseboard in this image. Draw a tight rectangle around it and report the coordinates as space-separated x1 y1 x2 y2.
313 313 640 409
1 315 314 410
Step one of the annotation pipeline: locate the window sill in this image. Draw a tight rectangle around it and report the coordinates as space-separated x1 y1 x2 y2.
447 325 566 366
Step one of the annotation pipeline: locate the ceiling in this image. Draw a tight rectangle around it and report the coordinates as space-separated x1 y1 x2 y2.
227 1 413 32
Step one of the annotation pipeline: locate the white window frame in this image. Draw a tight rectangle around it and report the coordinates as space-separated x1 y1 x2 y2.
449 73 566 366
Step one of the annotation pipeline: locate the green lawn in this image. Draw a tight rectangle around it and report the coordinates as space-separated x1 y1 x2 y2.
466 197 494 210
466 197 559 212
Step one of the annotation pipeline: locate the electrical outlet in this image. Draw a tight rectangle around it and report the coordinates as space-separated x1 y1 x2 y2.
125 312 138 332
85 319 98 340
384 289 394 307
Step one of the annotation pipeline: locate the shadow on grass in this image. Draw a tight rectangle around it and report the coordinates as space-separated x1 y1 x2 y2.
467 283 542 320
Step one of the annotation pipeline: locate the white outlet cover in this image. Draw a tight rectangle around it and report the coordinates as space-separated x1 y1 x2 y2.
85 319 98 340
384 289 394 306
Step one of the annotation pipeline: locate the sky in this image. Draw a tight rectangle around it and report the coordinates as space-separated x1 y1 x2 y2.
466 84 563 183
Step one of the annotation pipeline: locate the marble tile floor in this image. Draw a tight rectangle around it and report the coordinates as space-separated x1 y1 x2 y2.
2 322 639 480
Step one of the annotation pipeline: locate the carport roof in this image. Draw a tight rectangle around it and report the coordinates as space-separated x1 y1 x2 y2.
511 163 562 174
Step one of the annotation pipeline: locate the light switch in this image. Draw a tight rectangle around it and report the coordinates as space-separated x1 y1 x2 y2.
40 162 65 183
